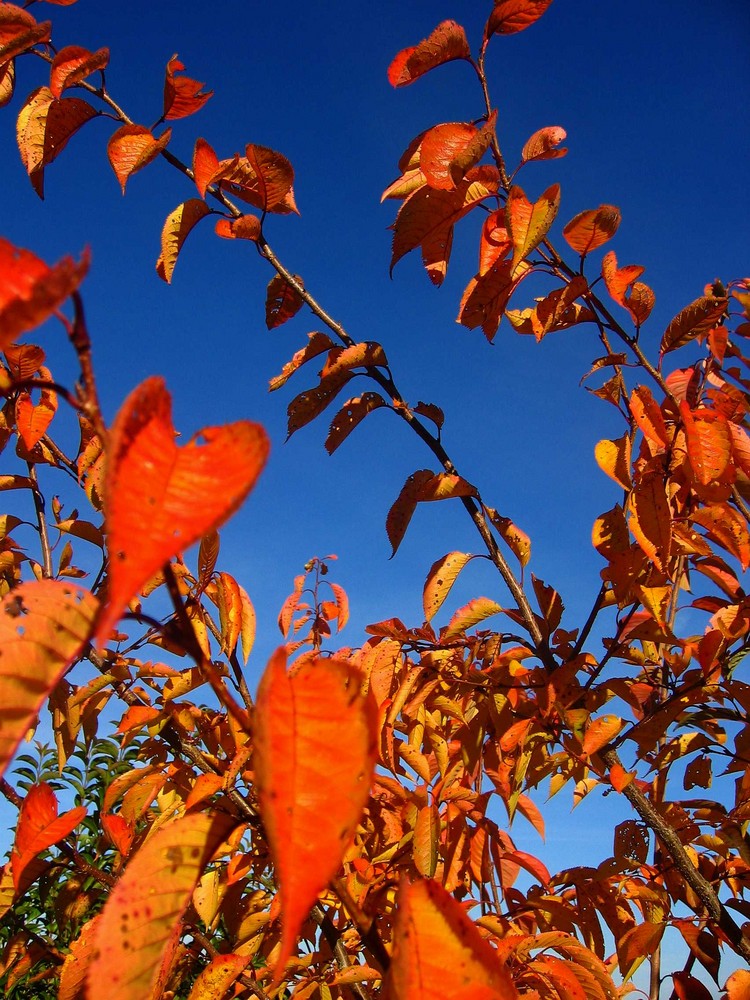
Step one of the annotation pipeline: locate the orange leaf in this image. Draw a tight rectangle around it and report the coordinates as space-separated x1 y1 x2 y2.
156 199 212 283
390 165 500 284
15 383 57 449
192 137 220 198
520 125 567 164
485 510 532 567
286 370 354 438
269 331 337 392
581 714 624 756
617 922 665 981
601 249 644 311
386 470 434 557
186 954 251 999
562 205 620 256
216 571 242 657
692 502 750 571
107 124 172 194
89 811 235 1000
388 20 471 88
629 473 672 571
423 551 475 622
443 597 503 640
681 402 732 487
458 259 531 342
594 435 632 490
58 916 100 1000
254 649 378 981
725 969 750 1000
485 0 554 37
17 86 98 197
49 45 109 99
0 60 15 109
660 294 728 356
325 392 387 454
244 143 297 214
163 54 212 120
478 209 512 275
265 273 304 329
94 377 269 645
214 213 261 241
421 115 497 191
389 878 517 999
506 183 560 274
413 803 440 878
0 580 95 779
11 783 86 890
630 386 669 448
0 6 50 64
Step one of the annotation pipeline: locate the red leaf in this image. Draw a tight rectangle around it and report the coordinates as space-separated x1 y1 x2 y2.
562 205 620 256
94 377 269 645
660 295 728 356
163 54 212 120
266 273 304 329
389 878 517 999
421 115 497 191
89 812 236 1000
388 20 471 88
478 209 512 275
254 649 378 982
458 259 531 342
244 143 297 214
681 402 733 487
0 6 50 64
485 0 554 38
16 87 98 197
156 199 212 283
0 581 96 778
11 783 86 890
520 125 567 164
214 214 261 241
15 382 57 449
192 137 220 198
107 124 171 194
49 45 109 99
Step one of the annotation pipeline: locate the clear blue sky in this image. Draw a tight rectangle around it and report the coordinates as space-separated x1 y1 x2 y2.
1 0 749 992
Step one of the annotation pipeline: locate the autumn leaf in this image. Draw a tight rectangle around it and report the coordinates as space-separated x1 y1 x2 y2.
16 86 98 197
254 649 378 981
506 183 560 274
562 205 620 256
94 377 269 645
629 473 671 571
630 386 670 449
156 199 212 283
413 803 440 877
660 294 728 356
386 470 434 557
0 60 15 109
421 115 497 191
594 435 632 490
11 782 86 890
325 392 387 454
269 331 337 391
458 259 531 341
582 715 624 756
520 125 567 164
186 954 251 999
443 597 503 640
485 0 554 38
89 811 236 1000
107 124 172 194
680 402 732 487
388 20 471 87
389 878 517 999
163 54 213 120
485 509 532 566
0 580 96 779
214 213 261 241
265 273 304 329
0 6 50 65
423 551 475 622
49 45 109 98
478 209 512 275
15 382 57 449
390 165 500 284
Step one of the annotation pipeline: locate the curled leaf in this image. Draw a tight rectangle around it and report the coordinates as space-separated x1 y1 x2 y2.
163 54 213 120
107 124 172 194
506 182 560 274
156 199 212 283
521 125 567 164
50 45 109 98
17 86 98 197
388 20 471 88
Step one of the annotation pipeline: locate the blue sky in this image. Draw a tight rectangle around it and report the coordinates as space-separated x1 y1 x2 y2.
1 0 749 991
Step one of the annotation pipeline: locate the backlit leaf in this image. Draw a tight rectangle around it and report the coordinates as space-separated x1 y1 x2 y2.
238 583 256 663
187 954 251 999
49 45 109 98
681 402 732 486
214 213 261 241
163 54 212 120
107 124 172 194
216 571 242 657
0 6 50 64
269 331 337 391
485 509 532 567
506 183 560 275
692 503 750 571
582 715 624 756
485 0 554 38
601 250 644 314
389 878 517 999
562 205 620 256
266 273 304 329
458 259 531 342
413 803 440 877
17 86 98 197
58 916 99 1000
0 580 96 779
660 295 728 356
520 125 567 164
0 60 15 109
245 143 297 214
630 386 669 448
423 551 475 622
594 434 633 490
156 199 211 283
390 165 500 283
629 473 671 571
386 470 434 557
388 20 471 88
617 922 664 981
478 209 512 275
443 597 503 640
15 382 57 449
89 811 235 1000
286 370 354 438
421 115 497 191
192 137 220 198
94 377 269 645
325 392 387 454
254 649 377 980
11 782 86 889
